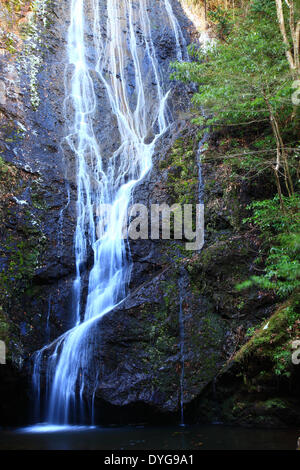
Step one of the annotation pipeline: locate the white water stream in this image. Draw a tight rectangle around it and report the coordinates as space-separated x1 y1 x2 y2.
33 0 186 424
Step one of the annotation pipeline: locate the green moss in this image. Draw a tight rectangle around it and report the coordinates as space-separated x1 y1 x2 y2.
0 0 51 109
0 156 10 172
0 159 47 361
187 237 254 320
139 300 178 390
263 398 287 410
0 306 10 344
234 294 300 377
160 132 199 206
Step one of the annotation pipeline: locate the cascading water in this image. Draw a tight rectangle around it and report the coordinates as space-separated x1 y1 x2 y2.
178 275 185 427
33 0 187 425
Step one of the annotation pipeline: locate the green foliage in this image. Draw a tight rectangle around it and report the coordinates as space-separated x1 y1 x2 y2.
245 325 257 338
172 0 293 126
172 0 299 304
235 296 300 377
208 6 233 39
237 195 300 297
171 0 299 188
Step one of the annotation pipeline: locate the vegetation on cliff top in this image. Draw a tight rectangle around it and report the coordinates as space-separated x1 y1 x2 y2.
172 0 300 376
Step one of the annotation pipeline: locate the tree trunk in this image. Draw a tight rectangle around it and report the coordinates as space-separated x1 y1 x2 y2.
264 95 294 203
275 0 296 73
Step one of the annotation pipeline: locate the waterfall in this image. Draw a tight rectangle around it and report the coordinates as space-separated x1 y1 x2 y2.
178 277 185 427
32 0 186 424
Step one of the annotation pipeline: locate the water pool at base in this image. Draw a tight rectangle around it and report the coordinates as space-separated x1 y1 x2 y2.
0 424 299 450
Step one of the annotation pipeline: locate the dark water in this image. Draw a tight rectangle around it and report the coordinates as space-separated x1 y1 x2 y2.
0 424 299 450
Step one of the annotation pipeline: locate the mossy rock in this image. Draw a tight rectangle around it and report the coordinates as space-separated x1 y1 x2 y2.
234 294 300 377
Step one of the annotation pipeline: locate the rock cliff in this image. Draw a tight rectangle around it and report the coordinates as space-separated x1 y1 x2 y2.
0 0 298 428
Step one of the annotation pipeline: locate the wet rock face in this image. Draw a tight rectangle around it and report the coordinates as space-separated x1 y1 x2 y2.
0 0 198 423
0 0 281 427
87 118 283 421
93 267 226 415
0 0 78 423
0 0 76 368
